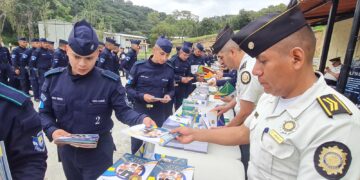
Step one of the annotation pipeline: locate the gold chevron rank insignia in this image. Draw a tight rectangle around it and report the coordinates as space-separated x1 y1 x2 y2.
316 94 352 118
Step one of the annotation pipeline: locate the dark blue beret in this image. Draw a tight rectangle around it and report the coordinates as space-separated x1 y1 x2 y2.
195 43 205 52
59 39 68 45
105 37 116 45
130 39 141 45
115 43 120 47
156 36 172 54
183 41 193 48
99 42 105 46
17 37 27 41
232 5 307 58
181 45 191 54
211 25 234 54
47 41 54 45
68 19 99 56
39 38 47 42
31 38 39 42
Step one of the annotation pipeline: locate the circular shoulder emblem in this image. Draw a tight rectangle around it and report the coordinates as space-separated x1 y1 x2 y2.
314 141 352 179
241 71 251 84
280 120 297 134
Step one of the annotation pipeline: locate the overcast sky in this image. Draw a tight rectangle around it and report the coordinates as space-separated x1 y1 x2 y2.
129 0 290 19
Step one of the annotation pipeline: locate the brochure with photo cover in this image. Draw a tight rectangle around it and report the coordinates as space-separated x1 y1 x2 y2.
54 134 99 148
152 154 187 166
0 141 12 180
147 161 194 180
97 153 157 180
122 124 178 146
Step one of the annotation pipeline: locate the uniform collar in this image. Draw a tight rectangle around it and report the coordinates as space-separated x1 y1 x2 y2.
148 55 165 67
67 65 95 81
270 72 327 118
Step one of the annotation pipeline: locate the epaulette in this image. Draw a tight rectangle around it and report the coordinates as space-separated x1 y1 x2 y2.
0 82 29 106
166 61 174 69
44 67 65 77
316 94 352 118
101 70 120 82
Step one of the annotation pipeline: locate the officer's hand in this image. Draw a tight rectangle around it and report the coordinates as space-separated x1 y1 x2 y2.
143 117 157 128
220 95 233 103
52 129 71 143
215 70 223 80
211 105 230 116
171 127 196 144
143 94 156 103
160 95 171 103
15 69 20 75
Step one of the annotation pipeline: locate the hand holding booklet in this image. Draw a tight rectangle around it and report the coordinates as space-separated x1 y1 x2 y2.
121 124 179 146
54 134 99 148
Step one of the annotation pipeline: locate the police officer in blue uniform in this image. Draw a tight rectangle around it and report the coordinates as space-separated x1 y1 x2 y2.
0 42 11 84
21 38 41 97
0 82 47 179
30 38 53 92
123 39 141 78
97 38 116 71
126 36 174 153
39 20 156 180
51 39 69 68
11 37 28 92
169 45 194 110
119 46 126 77
111 42 121 75
47 40 55 53
188 43 206 66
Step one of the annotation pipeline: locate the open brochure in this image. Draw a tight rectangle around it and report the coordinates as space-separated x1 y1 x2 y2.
0 141 12 180
121 124 179 146
54 134 99 148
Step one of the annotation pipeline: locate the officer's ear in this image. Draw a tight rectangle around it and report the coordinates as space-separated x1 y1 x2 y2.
289 47 305 70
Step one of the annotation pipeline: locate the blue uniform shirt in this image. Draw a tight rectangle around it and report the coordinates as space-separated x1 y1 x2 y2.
97 48 119 74
11 46 27 70
21 47 36 67
30 47 53 70
0 82 47 179
169 55 193 85
39 67 147 141
123 48 137 72
188 53 205 66
52 48 68 68
126 57 175 102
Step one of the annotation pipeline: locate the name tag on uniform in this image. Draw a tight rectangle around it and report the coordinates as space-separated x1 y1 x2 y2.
91 99 106 103
140 75 149 78
146 104 153 108
161 79 169 82
51 96 64 101
269 129 284 144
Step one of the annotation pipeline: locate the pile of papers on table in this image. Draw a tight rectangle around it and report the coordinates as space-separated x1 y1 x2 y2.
54 134 100 148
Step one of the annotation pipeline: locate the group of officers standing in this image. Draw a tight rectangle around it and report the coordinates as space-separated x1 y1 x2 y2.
1 3 360 180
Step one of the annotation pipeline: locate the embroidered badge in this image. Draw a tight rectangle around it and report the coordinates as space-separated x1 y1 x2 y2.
280 119 297 134
314 141 351 179
32 131 46 152
241 71 251 84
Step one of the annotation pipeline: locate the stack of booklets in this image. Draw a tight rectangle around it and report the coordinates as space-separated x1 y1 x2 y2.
121 125 179 147
0 141 12 180
97 153 194 180
54 134 99 148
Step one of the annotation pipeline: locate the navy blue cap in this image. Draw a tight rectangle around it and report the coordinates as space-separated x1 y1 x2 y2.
99 42 105 46
211 25 234 54
105 37 116 45
329 57 341 62
232 5 307 57
31 38 39 42
59 39 68 45
114 43 120 47
68 19 99 56
18 37 27 41
183 41 193 48
195 43 205 52
155 36 172 54
130 39 141 45
39 38 47 42
181 45 191 54
47 41 54 45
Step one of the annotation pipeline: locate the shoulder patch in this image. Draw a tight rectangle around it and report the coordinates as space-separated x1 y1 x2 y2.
101 70 120 81
314 141 351 179
0 82 29 106
44 67 65 77
316 94 352 118
241 71 251 84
